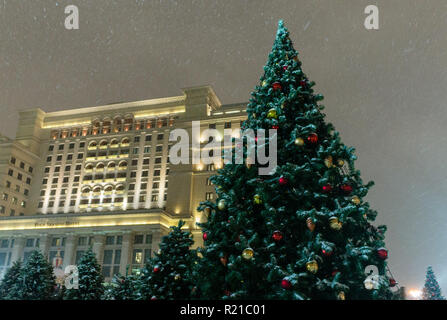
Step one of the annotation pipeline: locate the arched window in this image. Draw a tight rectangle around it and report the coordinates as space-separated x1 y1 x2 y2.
121 137 130 145
88 141 97 150
92 186 102 195
96 163 105 171
107 162 116 171
85 163 94 172
81 187 91 195
99 140 108 148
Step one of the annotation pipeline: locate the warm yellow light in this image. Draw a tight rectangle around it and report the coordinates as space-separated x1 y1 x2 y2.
408 289 422 299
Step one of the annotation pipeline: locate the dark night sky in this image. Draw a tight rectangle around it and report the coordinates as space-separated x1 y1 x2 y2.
1 0 447 292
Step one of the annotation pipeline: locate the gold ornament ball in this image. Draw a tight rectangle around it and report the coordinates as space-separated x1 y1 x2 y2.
295 137 305 146
351 196 361 205
253 194 262 205
338 291 346 300
174 274 181 281
217 199 226 211
242 248 254 260
306 260 319 274
337 159 345 167
262 80 267 87
324 156 333 168
329 217 342 230
267 108 278 119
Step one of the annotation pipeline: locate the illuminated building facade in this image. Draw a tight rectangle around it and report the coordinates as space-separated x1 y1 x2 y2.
0 86 246 280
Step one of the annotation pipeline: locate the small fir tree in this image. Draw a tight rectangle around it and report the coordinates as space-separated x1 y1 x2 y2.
105 274 141 300
0 260 24 300
422 266 445 300
64 248 104 300
21 250 56 300
139 220 196 300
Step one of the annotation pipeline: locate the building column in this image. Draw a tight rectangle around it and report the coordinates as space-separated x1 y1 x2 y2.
92 234 105 265
63 234 76 268
38 234 51 258
11 237 25 263
119 231 133 276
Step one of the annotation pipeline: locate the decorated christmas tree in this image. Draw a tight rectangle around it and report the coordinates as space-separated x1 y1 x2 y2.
21 250 56 300
139 220 196 300
422 266 445 300
0 260 24 300
64 248 104 300
104 274 141 300
196 20 392 300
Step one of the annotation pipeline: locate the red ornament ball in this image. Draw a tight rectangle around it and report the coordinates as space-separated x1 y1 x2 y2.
281 279 292 289
203 232 208 241
279 177 288 186
153 267 160 273
322 249 333 257
151 296 157 300
322 184 332 193
377 248 388 260
307 133 318 144
283 65 288 71
272 125 279 130
389 278 397 287
331 270 340 277
272 82 282 91
300 80 307 87
340 184 353 195
272 230 283 242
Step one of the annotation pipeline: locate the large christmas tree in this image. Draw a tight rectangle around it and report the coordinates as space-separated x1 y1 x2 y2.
139 220 196 300
64 248 104 300
422 266 445 300
196 20 392 300
21 250 56 300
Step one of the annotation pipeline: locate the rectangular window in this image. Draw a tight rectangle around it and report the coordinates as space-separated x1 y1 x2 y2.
156 145 163 152
8 169 13 177
58 144 64 150
151 195 158 202
41 190 46 196
144 146 151 153
19 162 25 169
131 159 138 166
26 178 31 185
154 170 160 176
206 192 214 200
133 148 139 154
134 136 140 143
28 167 33 174
209 123 216 129
142 171 148 177
78 237 87 246
134 235 144 244
55 166 60 173
56 155 62 161
67 154 73 160
132 249 143 264
141 183 147 190
157 134 163 140
143 158 150 165
69 143 75 149
225 122 232 128
106 236 115 245
145 135 152 142
47 156 52 162
17 173 22 181
49 145 54 151
10 157 16 165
